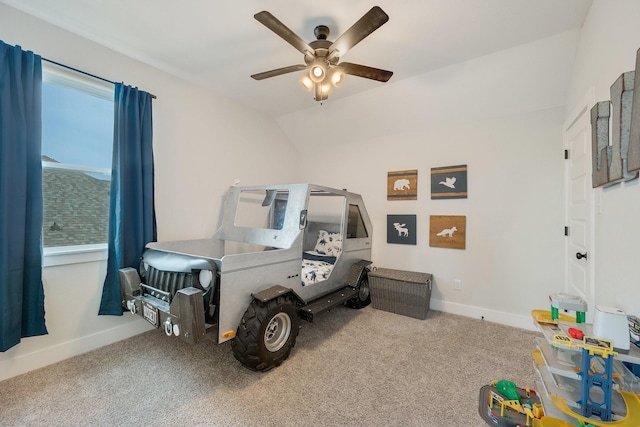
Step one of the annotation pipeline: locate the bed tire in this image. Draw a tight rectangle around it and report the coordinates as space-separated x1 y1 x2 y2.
346 273 371 309
232 296 299 371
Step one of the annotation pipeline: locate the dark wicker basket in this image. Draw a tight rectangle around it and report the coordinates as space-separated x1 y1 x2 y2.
368 268 432 320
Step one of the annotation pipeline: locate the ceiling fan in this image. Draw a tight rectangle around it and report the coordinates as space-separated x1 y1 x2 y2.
251 6 393 102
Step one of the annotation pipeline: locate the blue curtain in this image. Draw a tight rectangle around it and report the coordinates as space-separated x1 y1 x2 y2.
99 83 156 315
0 41 47 351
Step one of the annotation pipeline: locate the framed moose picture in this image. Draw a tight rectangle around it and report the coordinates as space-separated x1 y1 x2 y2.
387 214 417 245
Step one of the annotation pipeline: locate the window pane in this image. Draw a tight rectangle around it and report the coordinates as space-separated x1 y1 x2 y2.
43 168 110 247
42 81 113 169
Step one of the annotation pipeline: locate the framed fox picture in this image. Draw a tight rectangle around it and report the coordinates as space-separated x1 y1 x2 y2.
429 215 466 249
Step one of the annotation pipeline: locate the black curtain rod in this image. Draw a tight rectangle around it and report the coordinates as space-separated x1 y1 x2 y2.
42 57 157 99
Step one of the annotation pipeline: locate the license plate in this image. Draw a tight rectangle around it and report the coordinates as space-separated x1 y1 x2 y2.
142 301 159 327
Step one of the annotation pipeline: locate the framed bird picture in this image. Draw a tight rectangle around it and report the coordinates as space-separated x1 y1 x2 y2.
431 165 467 199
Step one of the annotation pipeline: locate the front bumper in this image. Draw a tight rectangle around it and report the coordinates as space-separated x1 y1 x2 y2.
120 267 210 344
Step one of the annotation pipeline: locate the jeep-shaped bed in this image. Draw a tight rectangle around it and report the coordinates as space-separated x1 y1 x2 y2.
120 183 372 371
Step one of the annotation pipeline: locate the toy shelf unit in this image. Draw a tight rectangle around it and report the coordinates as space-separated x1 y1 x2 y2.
531 311 640 426
549 293 587 324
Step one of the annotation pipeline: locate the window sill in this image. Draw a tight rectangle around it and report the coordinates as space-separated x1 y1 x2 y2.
43 244 108 267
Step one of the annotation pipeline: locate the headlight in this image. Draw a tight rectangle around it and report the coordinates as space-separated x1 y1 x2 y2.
140 261 149 277
198 270 213 289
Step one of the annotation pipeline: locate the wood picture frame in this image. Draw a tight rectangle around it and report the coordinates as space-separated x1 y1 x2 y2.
429 215 466 249
387 214 417 245
387 169 418 200
431 165 468 199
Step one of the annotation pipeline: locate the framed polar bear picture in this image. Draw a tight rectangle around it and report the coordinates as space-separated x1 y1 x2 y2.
429 215 466 249
387 169 418 200
387 214 417 245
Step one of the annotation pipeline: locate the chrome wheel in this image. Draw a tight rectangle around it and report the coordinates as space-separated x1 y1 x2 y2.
358 279 370 300
346 274 371 309
264 312 292 352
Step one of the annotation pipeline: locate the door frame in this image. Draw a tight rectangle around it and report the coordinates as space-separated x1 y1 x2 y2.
563 88 596 321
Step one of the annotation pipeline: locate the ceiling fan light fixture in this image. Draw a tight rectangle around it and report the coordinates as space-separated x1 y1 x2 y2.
320 81 332 95
314 83 329 102
299 74 314 91
328 68 345 87
309 61 326 83
252 7 392 103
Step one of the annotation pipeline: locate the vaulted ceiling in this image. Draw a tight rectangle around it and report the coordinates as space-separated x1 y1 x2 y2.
1 0 593 118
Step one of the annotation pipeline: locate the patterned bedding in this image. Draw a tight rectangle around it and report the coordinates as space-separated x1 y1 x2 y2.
301 230 342 286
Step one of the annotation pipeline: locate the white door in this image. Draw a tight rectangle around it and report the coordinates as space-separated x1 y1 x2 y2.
564 90 595 320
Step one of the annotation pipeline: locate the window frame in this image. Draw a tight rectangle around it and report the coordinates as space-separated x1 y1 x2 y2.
41 63 114 267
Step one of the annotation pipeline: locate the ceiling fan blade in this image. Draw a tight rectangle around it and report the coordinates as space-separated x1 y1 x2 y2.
251 64 309 80
254 11 314 56
337 62 393 82
329 6 389 58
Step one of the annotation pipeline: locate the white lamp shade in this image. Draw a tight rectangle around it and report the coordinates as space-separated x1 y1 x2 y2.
299 75 314 91
320 81 332 95
309 61 326 83
329 68 345 87
314 83 328 101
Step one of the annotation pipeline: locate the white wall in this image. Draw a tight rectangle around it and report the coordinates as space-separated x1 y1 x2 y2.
565 0 640 316
0 3 598 382
0 4 298 381
288 31 581 329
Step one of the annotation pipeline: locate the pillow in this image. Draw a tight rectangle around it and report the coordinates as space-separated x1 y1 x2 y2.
314 230 342 257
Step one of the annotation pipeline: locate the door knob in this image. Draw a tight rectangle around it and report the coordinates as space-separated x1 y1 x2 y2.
576 252 587 260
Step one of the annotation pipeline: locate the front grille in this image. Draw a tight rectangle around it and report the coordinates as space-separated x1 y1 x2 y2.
145 267 194 302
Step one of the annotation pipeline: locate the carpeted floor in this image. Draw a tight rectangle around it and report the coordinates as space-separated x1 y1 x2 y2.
0 307 540 426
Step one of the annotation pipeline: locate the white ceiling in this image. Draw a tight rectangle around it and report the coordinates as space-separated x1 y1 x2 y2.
1 0 593 119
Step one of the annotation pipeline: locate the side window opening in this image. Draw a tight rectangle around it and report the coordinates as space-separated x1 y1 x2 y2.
301 193 346 286
234 189 289 230
303 193 345 254
347 204 368 238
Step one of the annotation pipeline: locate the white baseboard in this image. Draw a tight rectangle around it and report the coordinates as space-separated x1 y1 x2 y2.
430 298 537 331
0 319 153 382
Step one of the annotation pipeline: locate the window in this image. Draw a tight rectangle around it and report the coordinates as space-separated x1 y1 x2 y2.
41 65 114 265
307 193 345 227
234 189 289 230
346 204 368 238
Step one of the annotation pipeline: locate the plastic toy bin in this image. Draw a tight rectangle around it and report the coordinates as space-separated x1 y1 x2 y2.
368 268 432 320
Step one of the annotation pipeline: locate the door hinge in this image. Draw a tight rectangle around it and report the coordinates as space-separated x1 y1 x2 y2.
564 226 569 236
564 149 569 160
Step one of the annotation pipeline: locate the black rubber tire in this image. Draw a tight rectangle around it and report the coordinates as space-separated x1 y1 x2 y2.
231 296 299 371
346 273 371 309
